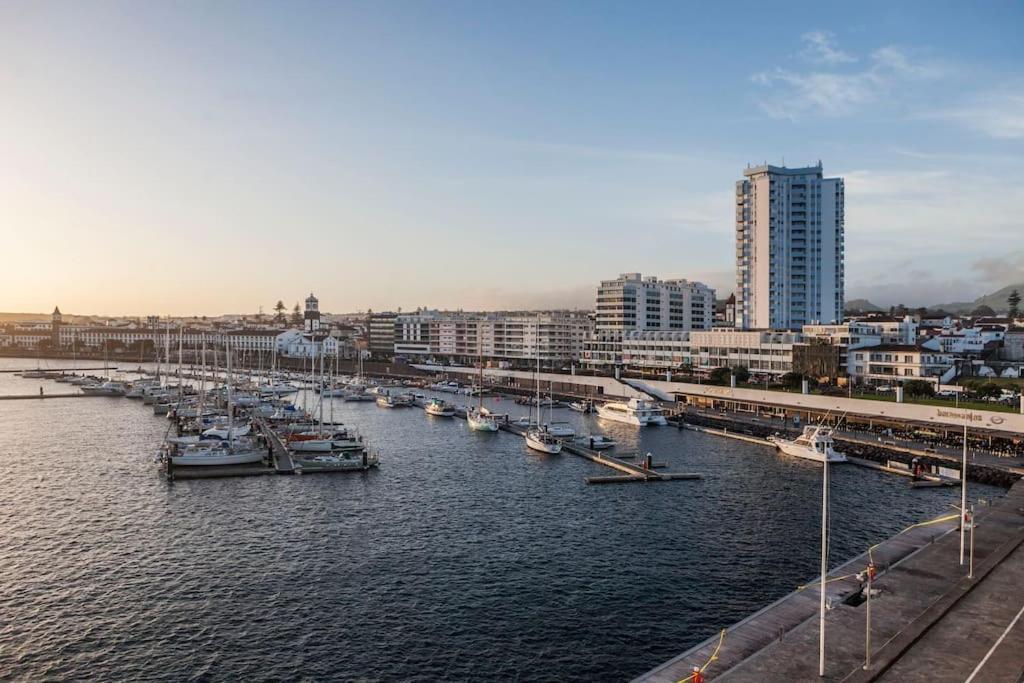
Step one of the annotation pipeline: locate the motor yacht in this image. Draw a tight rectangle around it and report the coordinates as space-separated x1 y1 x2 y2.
768 425 847 463
596 398 667 426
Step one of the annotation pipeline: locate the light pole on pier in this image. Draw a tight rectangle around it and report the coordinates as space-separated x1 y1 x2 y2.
960 422 968 566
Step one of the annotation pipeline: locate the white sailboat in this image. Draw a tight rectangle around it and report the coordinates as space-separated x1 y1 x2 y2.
525 348 561 454
467 340 498 432
171 340 263 467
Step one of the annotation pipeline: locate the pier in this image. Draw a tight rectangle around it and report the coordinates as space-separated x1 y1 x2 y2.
635 479 1024 682
427 400 703 484
0 393 107 400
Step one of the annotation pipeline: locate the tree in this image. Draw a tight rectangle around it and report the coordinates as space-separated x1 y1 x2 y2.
780 372 804 390
975 382 1002 399
273 300 287 324
971 304 996 318
902 379 935 398
708 367 731 385
1008 289 1021 320
731 365 750 383
290 302 303 327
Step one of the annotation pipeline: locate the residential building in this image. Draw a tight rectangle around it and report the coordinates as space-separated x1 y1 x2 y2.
393 310 593 366
586 273 714 368
847 343 956 386
367 311 399 358
595 273 714 333
618 329 799 377
736 163 844 330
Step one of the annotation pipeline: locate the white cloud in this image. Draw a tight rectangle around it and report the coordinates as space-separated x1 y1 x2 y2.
931 92 1024 140
753 42 944 119
800 31 856 65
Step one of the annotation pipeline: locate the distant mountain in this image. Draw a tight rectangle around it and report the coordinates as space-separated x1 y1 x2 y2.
844 298 883 313
933 282 1024 315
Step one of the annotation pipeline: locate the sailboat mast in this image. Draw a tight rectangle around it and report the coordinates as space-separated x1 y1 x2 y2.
226 337 234 452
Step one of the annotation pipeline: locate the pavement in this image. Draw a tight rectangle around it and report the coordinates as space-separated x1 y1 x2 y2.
698 480 1024 682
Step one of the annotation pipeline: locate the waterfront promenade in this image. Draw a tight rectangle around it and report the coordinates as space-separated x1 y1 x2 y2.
635 479 1024 682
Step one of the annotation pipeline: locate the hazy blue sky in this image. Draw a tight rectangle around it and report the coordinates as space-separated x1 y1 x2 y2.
2 1 1022 314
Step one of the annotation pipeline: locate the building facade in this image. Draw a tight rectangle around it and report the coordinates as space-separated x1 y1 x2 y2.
595 273 714 333
392 311 593 366
736 163 845 330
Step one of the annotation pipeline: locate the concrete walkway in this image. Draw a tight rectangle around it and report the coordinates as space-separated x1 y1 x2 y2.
635 480 1024 682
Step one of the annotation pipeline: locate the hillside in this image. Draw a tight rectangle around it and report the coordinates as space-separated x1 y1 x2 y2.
934 283 1024 314
844 298 883 313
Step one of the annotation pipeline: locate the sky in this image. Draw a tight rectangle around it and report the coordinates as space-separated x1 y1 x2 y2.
1 1 1023 316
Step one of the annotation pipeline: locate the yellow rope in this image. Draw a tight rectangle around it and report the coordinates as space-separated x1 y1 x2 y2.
676 629 726 682
868 513 960 563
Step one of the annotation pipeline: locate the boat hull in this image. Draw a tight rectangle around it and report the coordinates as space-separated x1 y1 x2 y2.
773 440 847 463
171 451 265 466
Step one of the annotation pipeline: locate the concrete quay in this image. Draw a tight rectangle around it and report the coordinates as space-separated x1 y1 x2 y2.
635 480 1024 682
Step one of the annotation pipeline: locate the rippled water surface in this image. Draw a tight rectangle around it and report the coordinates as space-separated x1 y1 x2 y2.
0 358 1004 680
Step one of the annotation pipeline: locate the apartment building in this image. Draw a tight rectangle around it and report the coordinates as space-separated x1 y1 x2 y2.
736 163 844 330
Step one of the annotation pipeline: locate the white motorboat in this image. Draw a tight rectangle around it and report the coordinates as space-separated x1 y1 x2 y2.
424 398 455 417
343 390 375 402
568 400 593 413
81 381 127 396
467 407 499 432
430 381 462 393
376 395 397 408
768 425 847 463
525 428 562 454
575 435 617 451
596 398 668 426
171 442 264 466
543 421 575 438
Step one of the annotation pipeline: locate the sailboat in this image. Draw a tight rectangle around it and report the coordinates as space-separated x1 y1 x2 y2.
171 339 263 466
524 345 561 454
466 332 498 432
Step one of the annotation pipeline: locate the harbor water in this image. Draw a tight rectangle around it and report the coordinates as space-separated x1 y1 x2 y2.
0 358 1004 680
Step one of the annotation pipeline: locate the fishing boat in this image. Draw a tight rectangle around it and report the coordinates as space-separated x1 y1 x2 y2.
596 398 667 426
768 425 847 463
424 398 455 417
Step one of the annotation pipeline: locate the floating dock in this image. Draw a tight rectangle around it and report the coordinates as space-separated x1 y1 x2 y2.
419 399 703 484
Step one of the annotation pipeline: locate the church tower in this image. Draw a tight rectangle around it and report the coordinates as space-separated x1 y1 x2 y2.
304 293 321 333
51 306 63 347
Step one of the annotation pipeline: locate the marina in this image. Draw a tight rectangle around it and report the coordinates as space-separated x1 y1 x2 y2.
0 356 1014 680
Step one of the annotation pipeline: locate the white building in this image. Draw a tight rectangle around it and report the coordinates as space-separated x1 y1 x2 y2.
847 343 956 386
595 273 714 333
736 163 845 330
618 329 800 377
393 311 592 366
586 273 714 368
